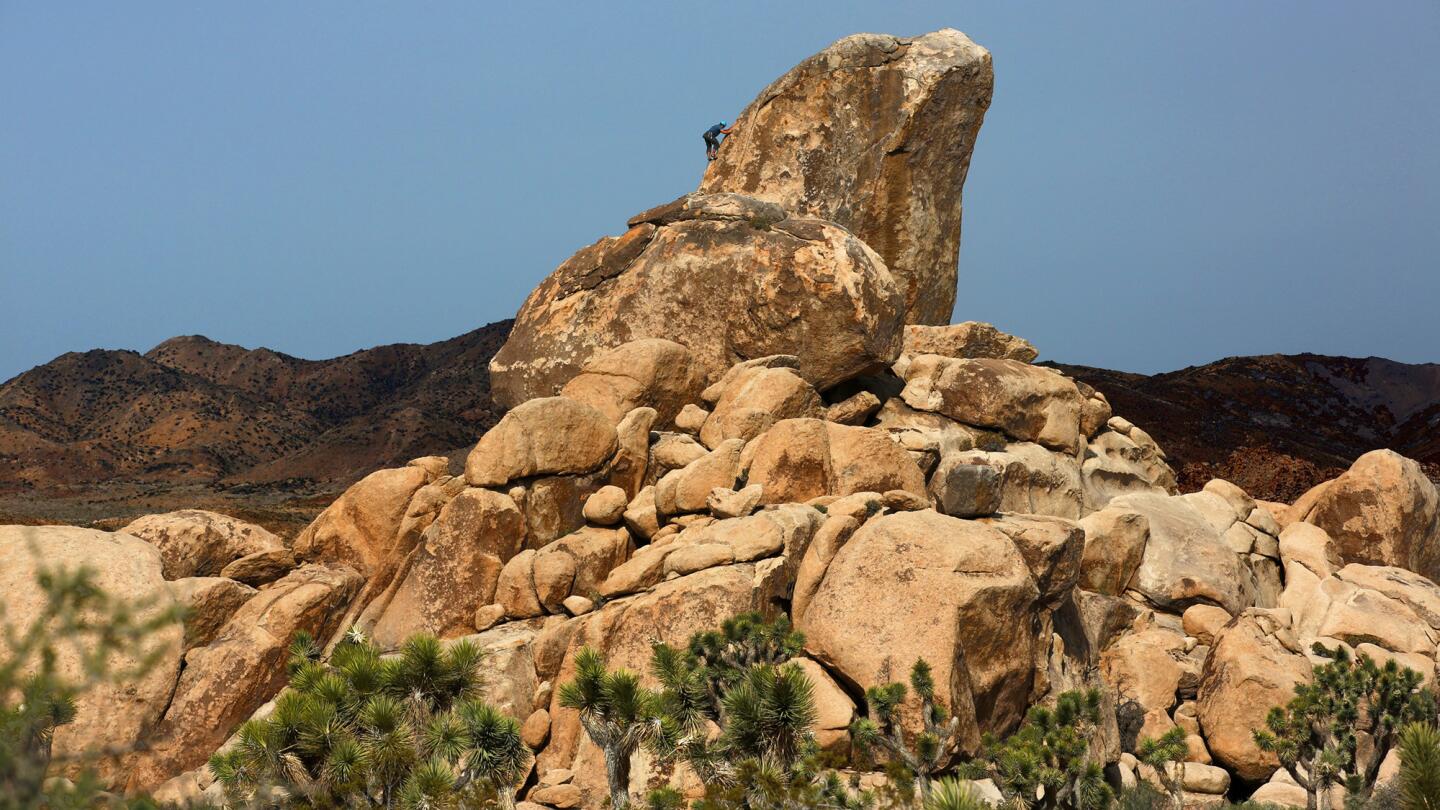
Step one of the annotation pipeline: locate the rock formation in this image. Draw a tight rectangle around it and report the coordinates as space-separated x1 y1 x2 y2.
11 26 1440 810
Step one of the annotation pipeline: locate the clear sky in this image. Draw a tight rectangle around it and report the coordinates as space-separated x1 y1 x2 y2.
3 2 1437 382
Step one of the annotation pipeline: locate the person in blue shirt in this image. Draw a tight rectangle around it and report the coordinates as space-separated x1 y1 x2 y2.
704 121 734 161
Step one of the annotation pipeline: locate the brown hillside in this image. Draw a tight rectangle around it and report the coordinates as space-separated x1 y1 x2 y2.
1055 353 1440 501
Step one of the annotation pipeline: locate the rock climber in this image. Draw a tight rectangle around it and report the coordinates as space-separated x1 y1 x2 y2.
703 121 734 161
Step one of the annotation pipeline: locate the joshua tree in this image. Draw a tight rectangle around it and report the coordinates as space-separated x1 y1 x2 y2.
1135 726 1189 809
1253 644 1435 810
1396 722 1440 810
648 612 865 810
209 630 530 808
558 646 660 810
649 613 808 783
850 659 965 800
966 688 1112 810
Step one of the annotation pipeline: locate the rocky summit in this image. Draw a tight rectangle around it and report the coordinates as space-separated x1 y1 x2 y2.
5 27 1440 810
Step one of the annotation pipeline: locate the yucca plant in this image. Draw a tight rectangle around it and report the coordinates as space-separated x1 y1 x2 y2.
963 688 1112 810
1253 644 1435 810
850 659 966 801
557 646 661 810
1398 722 1440 810
924 777 988 810
209 629 529 808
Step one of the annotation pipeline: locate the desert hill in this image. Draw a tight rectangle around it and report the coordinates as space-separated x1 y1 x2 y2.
0 322 509 530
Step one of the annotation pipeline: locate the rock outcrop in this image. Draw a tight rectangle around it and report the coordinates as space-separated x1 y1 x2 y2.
700 30 993 325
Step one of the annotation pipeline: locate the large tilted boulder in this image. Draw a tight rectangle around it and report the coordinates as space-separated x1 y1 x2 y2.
799 510 1046 744
292 465 432 577
700 29 993 325
1112 492 1261 614
121 509 284 580
466 397 618 487
0 526 184 787
490 195 905 408
1302 449 1440 581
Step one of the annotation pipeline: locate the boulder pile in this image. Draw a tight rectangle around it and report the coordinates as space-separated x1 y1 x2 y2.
5 27 1440 810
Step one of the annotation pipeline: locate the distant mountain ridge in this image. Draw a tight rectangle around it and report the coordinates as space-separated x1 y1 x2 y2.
0 321 511 495
1056 353 1440 501
4 321 1438 528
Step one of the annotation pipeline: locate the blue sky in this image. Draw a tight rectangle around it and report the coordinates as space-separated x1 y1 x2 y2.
2 2 1437 381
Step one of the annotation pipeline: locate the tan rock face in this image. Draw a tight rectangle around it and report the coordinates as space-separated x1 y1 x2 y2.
1181 604 1233 647
655 439 745 516
1082 429 1178 509
490 197 905 408
466 397 618 488
1305 449 1440 580
121 509 284 580
956 442 1086 520
582 485 629 526
219 548 296 586
0 527 184 788
744 418 926 505
559 339 704 427
128 563 362 791
1100 626 1186 735
902 322 1038 363
700 30 993 325
1114 492 1257 614
900 356 1084 452
1196 611 1311 782
799 510 1042 743
984 514 1084 607
371 488 526 645
794 657 856 753
292 465 431 577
